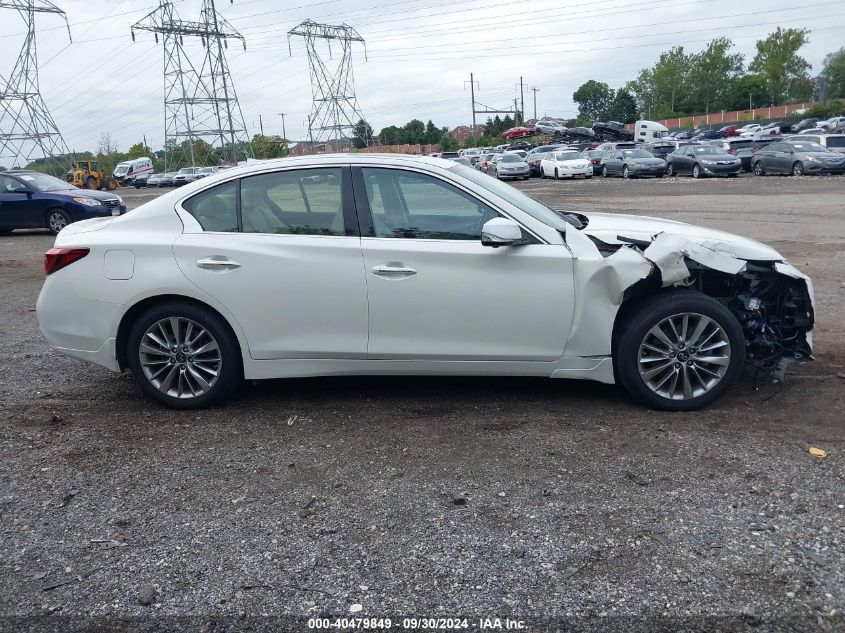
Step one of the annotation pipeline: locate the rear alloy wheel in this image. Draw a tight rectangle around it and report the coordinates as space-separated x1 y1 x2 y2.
792 161 804 176
692 164 702 178
47 209 70 234
616 291 745 411
127 302 242 409
753 162 765 176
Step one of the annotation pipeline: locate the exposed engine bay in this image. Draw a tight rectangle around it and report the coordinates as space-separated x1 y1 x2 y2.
566 224 815 383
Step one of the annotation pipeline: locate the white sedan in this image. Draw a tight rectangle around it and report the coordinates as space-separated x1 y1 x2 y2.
540 151 593 179
37 155 814 411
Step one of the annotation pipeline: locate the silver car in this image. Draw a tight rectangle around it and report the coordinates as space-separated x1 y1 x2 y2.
493 153 530 180
535 119 567 137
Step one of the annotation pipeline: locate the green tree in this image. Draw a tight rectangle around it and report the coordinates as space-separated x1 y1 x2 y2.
439 134 458 151
352 119 373 149
251 134 287 159
572 80 614 122
608 89 637 123
423 120 440 144
402 119 425 144
126 141 152 160
749 28 812 105
649 46 692 117
378 126 400 145
820 47 845 99
724 74 769 111
626 70 657 120
687 38 744 114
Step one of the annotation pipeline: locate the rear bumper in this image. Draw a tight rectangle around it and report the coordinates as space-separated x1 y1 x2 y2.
36 274 123 372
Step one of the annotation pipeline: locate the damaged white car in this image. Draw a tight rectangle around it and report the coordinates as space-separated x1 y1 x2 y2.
36 155 814 410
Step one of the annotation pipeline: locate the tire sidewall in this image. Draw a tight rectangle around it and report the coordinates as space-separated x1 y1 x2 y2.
126 301 242 409
616 291 746 411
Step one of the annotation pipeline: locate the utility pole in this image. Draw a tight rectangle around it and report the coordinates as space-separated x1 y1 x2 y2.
519 76 524 123
278 112 287 150
258 114 264 136
288 20 369 149
531 87 539 121
0 0 72 170
464 73 479 137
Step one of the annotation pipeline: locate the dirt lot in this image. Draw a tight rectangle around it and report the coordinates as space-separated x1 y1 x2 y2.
0 175 843 632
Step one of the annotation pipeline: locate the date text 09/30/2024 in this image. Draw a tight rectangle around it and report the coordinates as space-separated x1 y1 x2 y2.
307 617 527 630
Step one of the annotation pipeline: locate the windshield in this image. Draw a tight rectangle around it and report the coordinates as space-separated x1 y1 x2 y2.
557 152 585 160
114 164 130 175
16 172 75 192
501 154 524 163
622 149 654 158
585 150 608 157
449 164 575 231
693 146 728 155
791 142 829 153
199 167 214 173
178 168 194 174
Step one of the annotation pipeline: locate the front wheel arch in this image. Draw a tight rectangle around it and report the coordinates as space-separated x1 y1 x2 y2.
116 294 244 372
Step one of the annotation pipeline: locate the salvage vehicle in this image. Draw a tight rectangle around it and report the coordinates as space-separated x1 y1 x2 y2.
601 149 666 178
540 150 593 179
492 154 530 180
113 157 153 186
0 170 125 234
666 145 742 178
36 155 814 411
752 141 845 176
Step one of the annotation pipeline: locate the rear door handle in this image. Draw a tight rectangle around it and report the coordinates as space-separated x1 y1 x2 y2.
372 264 417 277
196 257 241 271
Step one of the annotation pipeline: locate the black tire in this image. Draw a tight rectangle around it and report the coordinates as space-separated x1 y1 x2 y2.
666 163 675 177
655 173 664 178
46 208 71 235
126 301 242 409
792 161 804 176
602 165 609 178
84 177 97 190
615 291 746 411
728 173 738 178
554 168 559 180
0 229 12 235
753 161 765 176
692 163 702 178
585 174 592 179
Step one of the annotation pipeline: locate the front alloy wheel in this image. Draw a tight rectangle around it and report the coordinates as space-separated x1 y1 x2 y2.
47 209 70 234
692 164 702 178
792 161 804 176
616 291 745 410
127 302 242 408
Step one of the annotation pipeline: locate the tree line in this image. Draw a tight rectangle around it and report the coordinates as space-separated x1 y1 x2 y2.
574 29 845 124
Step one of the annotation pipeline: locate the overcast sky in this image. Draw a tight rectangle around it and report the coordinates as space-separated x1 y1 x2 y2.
1 0 843 153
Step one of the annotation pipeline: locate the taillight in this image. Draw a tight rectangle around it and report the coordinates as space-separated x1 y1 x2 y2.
44 247 89 275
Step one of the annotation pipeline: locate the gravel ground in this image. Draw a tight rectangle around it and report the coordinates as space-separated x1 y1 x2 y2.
0 174 843 632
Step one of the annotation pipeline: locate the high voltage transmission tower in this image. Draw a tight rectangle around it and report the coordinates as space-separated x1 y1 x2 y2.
288 20 369 151
132 0 251 169
0 0 72 170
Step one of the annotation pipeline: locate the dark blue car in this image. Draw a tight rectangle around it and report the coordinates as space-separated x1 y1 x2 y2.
0 170 126 235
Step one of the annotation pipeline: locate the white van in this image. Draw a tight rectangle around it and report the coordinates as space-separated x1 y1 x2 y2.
634 120 671 143
113 157 153 185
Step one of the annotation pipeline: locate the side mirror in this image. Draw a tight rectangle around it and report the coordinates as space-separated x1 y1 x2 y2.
481 218 523 247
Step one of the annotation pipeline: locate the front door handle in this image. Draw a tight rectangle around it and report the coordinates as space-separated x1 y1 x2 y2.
196 257 241 271
372 264 417 277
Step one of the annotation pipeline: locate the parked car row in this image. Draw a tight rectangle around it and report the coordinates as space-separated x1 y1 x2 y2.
452 132 845 181
134 166 223 189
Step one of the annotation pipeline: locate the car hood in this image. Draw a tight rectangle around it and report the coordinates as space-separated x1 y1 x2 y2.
579 212 782 261
48 188 121 201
